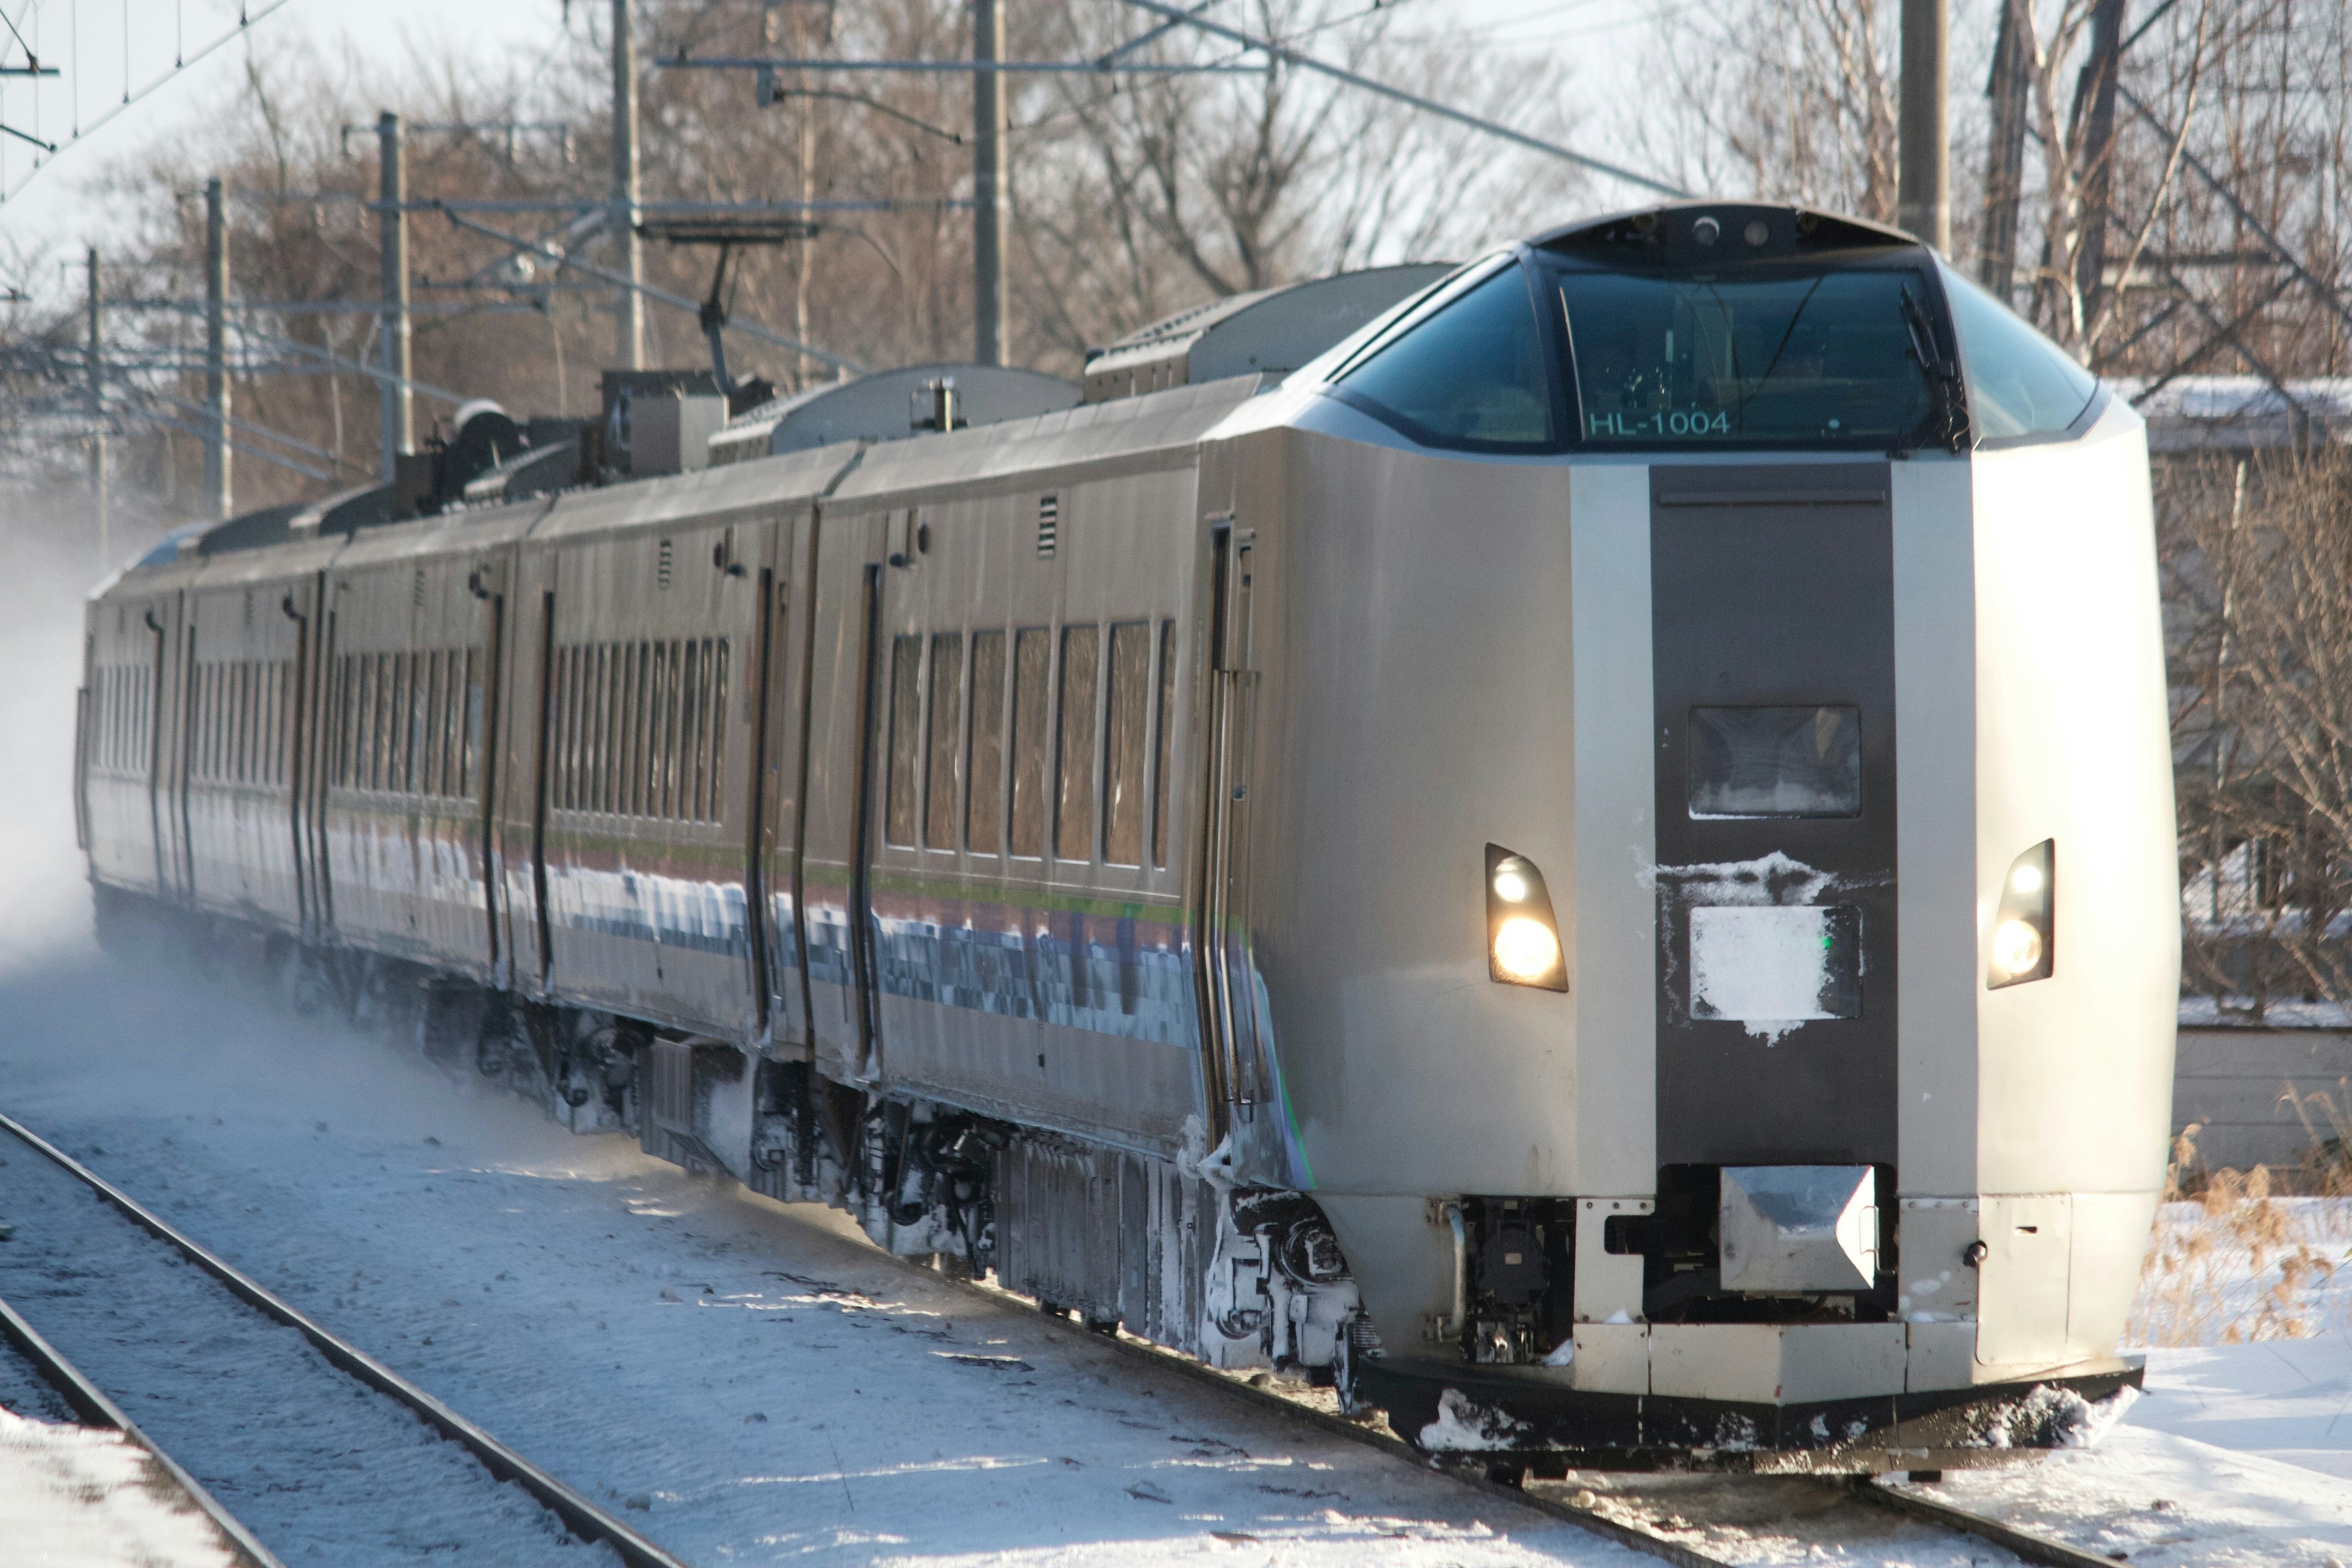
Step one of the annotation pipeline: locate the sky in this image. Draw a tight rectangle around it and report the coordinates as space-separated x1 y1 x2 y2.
0 0 1659 300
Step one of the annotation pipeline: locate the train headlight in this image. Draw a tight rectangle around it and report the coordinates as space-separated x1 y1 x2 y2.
1987 839 2054 989
1494 917 1560 981
1485 844 1568 992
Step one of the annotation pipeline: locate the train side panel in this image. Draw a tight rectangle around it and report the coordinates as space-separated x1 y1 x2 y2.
1970 406 2176 1380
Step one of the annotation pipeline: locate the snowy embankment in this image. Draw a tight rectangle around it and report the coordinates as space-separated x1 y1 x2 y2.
0 949 1643 1568
0 1403 245 1568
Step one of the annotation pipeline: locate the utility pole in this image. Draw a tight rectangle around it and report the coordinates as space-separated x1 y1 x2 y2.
972 0 1007 366
204 176 232 521
87 246 108 568
379 110 413 479
1980 0 2032 297
612 0 645 369
1896 0 1951 251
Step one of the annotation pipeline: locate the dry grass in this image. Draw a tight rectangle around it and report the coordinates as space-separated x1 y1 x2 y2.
2128 1118 2351 1347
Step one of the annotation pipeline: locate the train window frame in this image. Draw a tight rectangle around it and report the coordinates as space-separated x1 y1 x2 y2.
1323 251 1574 454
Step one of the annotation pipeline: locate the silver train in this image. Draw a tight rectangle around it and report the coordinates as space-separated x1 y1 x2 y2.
76 203 2177 1472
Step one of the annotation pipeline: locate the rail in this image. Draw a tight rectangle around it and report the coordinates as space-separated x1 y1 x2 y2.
0 1110 696 1568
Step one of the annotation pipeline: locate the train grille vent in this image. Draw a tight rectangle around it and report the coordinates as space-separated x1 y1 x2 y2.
1038 495 1059 557
658 538 674 589
412 568 426 611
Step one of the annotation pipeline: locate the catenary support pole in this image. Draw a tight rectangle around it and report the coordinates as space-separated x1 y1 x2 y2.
1980 0 2032 295
203 176 232 521
1897 0 1951 251
971 0 1007 366
379 111 413 479
612 0 645 369
87 245 108 568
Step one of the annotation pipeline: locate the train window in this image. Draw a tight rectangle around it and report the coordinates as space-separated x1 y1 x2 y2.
1554 262 1940 447
1009 628 1052 858
628 641 652 816
462 650 477 797
1056 624 1101 862
651 643 675 818
363 655 385 791
399 652 420 794
968 630 1007 854
1153 620 1177 868
1333 264 1553 448
1688 705 1862 818
682 642 706 821
1103 622 1152 867
424 652 445 797
554 649 571 809
1939 263 2100 440
590 645 612 813
925 633 965 851
885 633 923 847
707 639 729 819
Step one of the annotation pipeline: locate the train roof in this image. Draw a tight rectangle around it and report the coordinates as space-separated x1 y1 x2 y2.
708 364 1079 465
1079 265 1453 405
829 375 1265 507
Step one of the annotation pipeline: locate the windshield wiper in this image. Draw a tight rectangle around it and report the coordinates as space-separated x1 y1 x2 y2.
1899 284 1969 453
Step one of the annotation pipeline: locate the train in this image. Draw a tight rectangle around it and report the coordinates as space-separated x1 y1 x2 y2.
75 201 2177 1475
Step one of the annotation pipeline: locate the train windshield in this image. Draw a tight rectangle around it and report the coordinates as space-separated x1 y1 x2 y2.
1551 261 1943 449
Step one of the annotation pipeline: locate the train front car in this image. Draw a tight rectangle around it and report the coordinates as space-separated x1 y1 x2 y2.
1202 203 2176 1469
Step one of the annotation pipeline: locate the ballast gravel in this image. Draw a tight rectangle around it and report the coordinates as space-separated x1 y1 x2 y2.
0 1131 610 1567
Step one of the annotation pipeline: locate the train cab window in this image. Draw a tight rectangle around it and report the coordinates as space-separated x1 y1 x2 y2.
1555 262 1940 447
1939 263 2100 441
1152 619 1176 869
1103 622 1152 867
885 633 923 847
1055 625 1101 862
968 630 1008 853
925 632 965 851
1689 705 1861 818
1009 628 1053 858
1332 264 1555 448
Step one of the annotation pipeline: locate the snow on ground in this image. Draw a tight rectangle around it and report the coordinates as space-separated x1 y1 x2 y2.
0 948 1645 1568
0 1133 614 1567
0 1404 248 1568
1893 1181 2352 1565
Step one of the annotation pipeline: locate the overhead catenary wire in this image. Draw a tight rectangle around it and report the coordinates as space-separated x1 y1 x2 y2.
1114 0 1691 197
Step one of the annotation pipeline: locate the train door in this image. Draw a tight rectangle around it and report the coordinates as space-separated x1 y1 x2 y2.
168 594 197 902
281 574 321 935
143 599 175 896
303 571 337 940
468 556 508 979
1193 517 1265 1138
753 508 816 1052
799 503 891 1084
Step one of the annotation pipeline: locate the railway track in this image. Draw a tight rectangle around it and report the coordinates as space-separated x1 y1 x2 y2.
884 1245 2125 1568
0 1110 693 1568
0 1094 2124 1568
0 1289 281 1567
